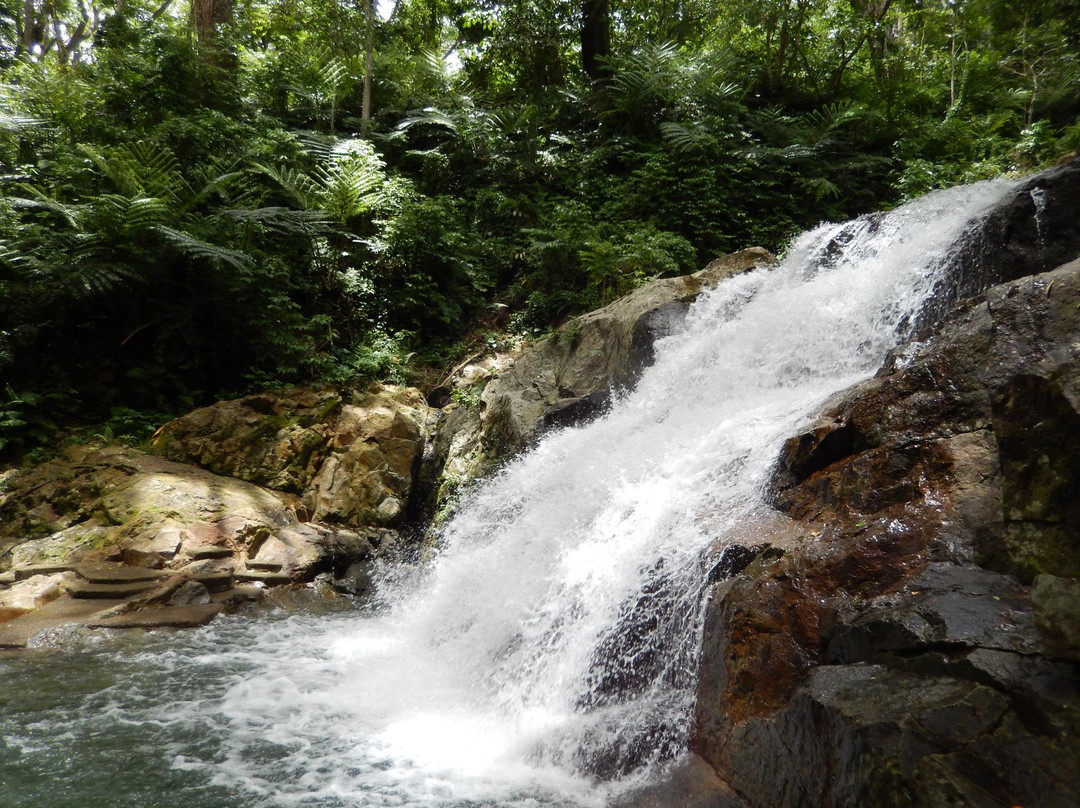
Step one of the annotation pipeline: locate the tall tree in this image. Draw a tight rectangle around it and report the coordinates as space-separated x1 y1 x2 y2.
362 0 375 135
581 0 610 84
192 0 232 50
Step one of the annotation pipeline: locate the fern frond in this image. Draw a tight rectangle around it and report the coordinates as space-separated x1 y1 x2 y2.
215 207 331 235
153 226 255 271
0 113 44 132
610 42 681 109
293 130 337 163
660 121 715 153
80 141 189 204
0 239 34 271
797 176 842 200
395 107 460 134
778 143 819 160
181 168 247 213
255 163 324 210
6 193 81 229
63 261 140 297
124 197 171 232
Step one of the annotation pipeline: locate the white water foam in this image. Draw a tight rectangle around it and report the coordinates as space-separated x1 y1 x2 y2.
1 179 1017 808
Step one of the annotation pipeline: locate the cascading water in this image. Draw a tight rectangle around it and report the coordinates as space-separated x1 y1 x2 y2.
0 178 1017 808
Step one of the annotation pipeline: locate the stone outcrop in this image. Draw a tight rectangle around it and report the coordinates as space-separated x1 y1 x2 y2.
919 154 1080 327
692 258 1080 807
150 385 427 527
0 444 394 646
418 248 776 516
476 247 775 458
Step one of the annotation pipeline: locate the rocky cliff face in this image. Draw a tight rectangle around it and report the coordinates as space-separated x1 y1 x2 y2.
422 247 775 513
150 385 427 527
476 247 776 457
691 254 1080 802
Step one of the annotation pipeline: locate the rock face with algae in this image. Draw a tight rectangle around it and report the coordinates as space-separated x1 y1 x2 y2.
149 385 428 528
0 391 414 645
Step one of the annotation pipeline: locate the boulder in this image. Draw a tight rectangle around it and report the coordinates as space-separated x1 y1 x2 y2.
918 155 1080 326
413 248 776 521
477 248 774 457
693 258 1080 806
0 444 389 644
150 385 428 528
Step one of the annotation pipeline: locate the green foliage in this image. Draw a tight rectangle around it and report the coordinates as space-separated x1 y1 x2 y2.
0 386 70 458
261 137 396 225
91 407 171 447
0 0 1077 444
325 330 417 386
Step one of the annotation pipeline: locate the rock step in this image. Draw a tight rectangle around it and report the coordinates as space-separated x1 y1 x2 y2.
88 604 221 630
67 580 162 599
244 560 283 571
186 546 234 560
0 571 16 586
236 571 294 586
0 596 127 648
73 564 173 584
186 571 234 592
12 563 72 581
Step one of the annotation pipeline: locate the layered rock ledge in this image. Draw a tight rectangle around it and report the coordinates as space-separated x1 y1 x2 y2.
0 383 429 646
0 444 395 647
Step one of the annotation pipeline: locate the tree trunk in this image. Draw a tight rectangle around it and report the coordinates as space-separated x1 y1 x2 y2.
192 0 231 48
18 0 38 58
361 0 374 136
192 0 215 47
581 0 610 85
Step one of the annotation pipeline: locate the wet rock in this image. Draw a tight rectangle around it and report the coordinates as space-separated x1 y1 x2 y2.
213 585 266 612
614 753 750 808
771 257 1080 579
1031 574 1080 660
479 248 774 458
166 580 212 607
87 604 221 630
826 563 1044 663
694 252 1080 806
955 157 1080 296
330 560 373 597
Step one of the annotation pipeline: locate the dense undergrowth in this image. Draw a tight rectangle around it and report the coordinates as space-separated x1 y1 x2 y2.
1 0 1078 460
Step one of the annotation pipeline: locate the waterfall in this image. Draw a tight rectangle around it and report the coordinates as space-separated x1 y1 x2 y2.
0 178 1018 808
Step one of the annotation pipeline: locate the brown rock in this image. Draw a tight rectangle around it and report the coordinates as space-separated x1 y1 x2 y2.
693 255 1080 806
478 248 775 458
0 443 391 643
87 604 221 629
150 385 428 528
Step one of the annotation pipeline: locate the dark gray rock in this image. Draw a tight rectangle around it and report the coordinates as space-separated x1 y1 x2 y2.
693 165 1080 807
